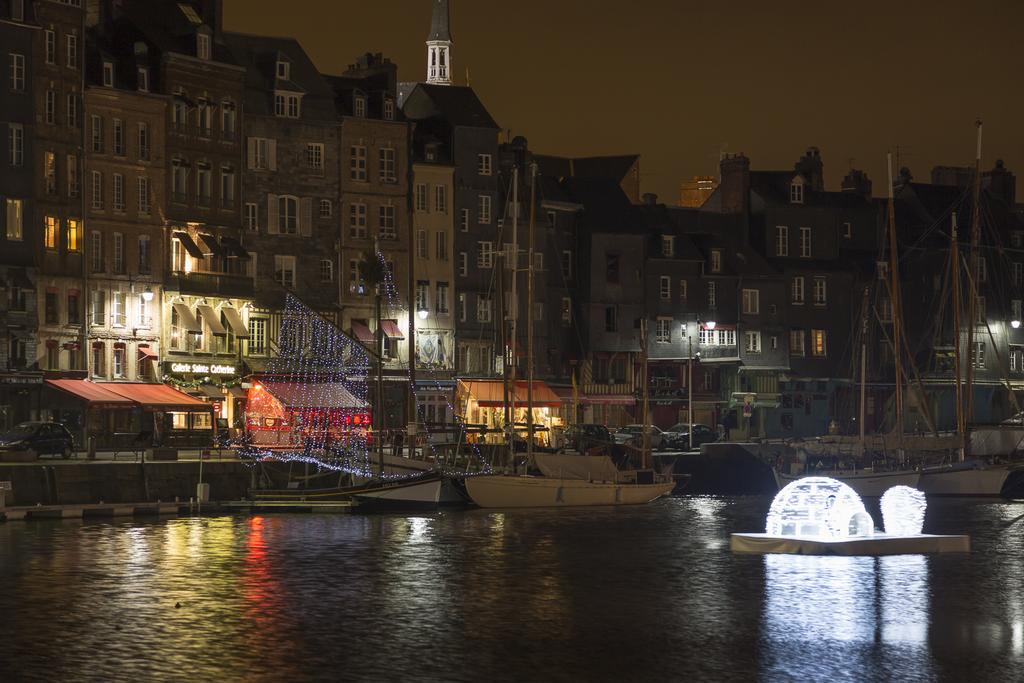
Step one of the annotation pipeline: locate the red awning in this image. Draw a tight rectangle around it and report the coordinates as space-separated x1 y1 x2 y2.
380 320 404 340
461 380 562 408
101 383 210 411
45 379 134 408
351 321 374 344
137 346 158 360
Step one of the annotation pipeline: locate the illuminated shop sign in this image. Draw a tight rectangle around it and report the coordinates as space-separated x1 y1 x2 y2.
168 362 237 375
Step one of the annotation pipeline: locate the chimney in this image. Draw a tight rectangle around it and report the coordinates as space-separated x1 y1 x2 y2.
197 0 223 35
986 159 1016 206
841 169 872 197
642 193 658 207
719 154 750 215
795 146 824 191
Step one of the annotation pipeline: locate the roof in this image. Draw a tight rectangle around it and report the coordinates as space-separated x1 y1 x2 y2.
102 383 210 410
428 0 453 42
260 382 366 410
117 1 239 67
535 154 640 185
561 178 638 232
750 171 872 209
45 380 134 408
400 83 499 129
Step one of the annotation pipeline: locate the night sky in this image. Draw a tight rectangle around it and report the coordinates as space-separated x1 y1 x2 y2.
226 0 1024 202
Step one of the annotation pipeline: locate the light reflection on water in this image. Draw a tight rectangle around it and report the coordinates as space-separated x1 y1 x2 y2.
0 498 1022 681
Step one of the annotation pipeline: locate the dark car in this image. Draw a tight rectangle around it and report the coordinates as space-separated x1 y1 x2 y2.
0 422 76 459
665 423 718 450
563 423 613 452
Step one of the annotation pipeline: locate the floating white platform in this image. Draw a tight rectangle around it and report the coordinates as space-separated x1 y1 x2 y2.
730 532 970 556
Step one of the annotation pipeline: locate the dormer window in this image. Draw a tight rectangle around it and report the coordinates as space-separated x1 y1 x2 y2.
354 96 366 118
276 60 289 80
425 144 438 162
383 98 395 121
710 249 722 273
790 177 805 204
137 67 149 92
662 235 674 257
11 0 24 22
102 61 114 87
196 32 210 61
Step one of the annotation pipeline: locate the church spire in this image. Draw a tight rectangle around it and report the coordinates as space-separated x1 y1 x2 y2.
426 0 452 85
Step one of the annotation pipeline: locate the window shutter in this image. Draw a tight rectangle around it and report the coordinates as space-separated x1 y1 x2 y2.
300 197 312 236
268 140 277 171
246 137 256 170
267 194 279 234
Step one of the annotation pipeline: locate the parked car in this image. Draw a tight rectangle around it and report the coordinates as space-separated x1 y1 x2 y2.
563 423 613 452
0 422 75 459
665 423 718 450
613 424 667 450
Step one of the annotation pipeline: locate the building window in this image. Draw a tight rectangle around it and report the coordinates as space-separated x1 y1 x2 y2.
605 306 617 332
477 296 492 323
45 31 55 64
435 185 447 213
197 32 210 60
44 152 56 194
66 34 78 69
460 209 469 232
606 253 620 283
91 115 104 153
276 59 289 80
249 318 267 355
561 297 572 324
1014 263 1023 289
976 296 986 324
436 231 448 261
5 199 22 241
710 249 721 273
477 241 493 268
800 227 812 258
137 67 149 92
1013 300 1022 323
353 96 366 118
478 154 492 176
843 222 852 239
197 100 213 135
67 154 79 196
348 259 361 295
138 235 151 274
458 294 467 322
744 330 762 354
707 281 717 310
245 203 258 230
790 329 805 356
137 123 150 160
660 276 671 300
811 329 827 357
458 252 468 277
319 199 332 219
279 196 298 234
221 102 236 139
775 226 788 257
379 148 396 183
275 255 296 288
792 276 805 304
111 291 126 327
8 124 23 166
9 53 25 91
417 230 428 258
90 290 105 326
790 180 804 204
561 250 572 280
383 99 395 121
91 342 104 377
379 205 396 239
66 94 78 128
742 288 760 315
91 171 104 210
112 233 124 274
45 90 56 125
656 318 672 344
661 235 674 257
274 92 300 118
251 137 273 170
415 183 428 212
220 169 235 207
436 282 449 314
679 280 688 301
350 145 367 181
44 216 58 249
138 177 150 214
67 219 81 252
349 203 368 238
1012 347 1023 374
971 341 985 368
813 277 827 305
478 195 491 224
975 256 987 283
196 167 212 204
102 61 114 87
112 174 124 211
90 231 103 272
306 143 323 170
320 259 333 282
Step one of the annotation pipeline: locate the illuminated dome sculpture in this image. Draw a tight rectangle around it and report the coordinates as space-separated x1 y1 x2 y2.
766 477 874 539
880 486 927 536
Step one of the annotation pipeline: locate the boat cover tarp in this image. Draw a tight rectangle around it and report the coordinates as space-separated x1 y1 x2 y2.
534 454 620 482
261 382 366 410
729 533 971 556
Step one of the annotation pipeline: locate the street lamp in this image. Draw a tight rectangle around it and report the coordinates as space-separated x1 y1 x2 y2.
1012 320 1021 330
141 286 154 303
417 308 428 321
705 320 717 331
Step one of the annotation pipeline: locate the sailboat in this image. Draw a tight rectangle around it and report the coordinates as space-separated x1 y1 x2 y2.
463 163 674 508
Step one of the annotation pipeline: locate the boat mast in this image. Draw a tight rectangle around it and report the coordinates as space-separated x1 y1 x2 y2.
640 319 651 469
858 286 869 456
506 166 519 470
965 121 983 431
526 162 538 461
951 212 966 462
886 153 905 461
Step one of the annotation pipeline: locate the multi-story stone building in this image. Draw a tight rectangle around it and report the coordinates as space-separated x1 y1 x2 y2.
81 29 167 385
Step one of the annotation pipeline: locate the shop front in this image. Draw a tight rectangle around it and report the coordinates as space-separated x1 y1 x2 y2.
162 360 246 435
245 378 370 451
43 379 135 448
456 380 563 446
0 370 44 431
101 382 214 448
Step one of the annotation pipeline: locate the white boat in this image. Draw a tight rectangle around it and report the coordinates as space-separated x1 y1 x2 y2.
350 473 468 509
773 468 920 497
918 462 1013 497
464 454 675 508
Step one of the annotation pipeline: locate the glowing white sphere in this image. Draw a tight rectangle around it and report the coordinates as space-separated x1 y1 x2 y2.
880 486 927 536
766 477 874 539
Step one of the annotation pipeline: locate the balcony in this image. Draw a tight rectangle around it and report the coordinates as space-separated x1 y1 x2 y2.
164 270 254 297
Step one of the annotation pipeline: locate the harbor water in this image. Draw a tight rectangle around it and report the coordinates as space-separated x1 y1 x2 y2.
1 497 1022 681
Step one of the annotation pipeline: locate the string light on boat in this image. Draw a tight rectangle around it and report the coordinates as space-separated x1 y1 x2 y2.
879 485 927 536
765 477 874 540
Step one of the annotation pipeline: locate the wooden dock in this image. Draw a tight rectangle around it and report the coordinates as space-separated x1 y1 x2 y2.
0 501 190 522
220 500 356 514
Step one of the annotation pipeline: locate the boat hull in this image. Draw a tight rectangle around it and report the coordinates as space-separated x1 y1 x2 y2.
352 476 468 509
918 466 1012 497
464 475 675 509
774 469 921 497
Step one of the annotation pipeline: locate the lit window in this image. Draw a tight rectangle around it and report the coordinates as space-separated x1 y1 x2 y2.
811 329 827 357
742 288 760 315
44 216 58 249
